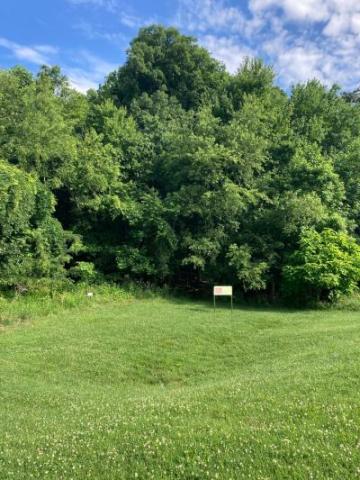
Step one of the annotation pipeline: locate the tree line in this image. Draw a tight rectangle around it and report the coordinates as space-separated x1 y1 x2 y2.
1 25 360 303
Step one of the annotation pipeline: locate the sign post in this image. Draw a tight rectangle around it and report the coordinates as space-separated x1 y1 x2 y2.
213 286 233 313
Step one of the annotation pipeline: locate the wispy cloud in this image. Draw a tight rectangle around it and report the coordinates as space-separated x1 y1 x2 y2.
199 35 253 73
0 36 117 94
0 38 56 65
65 69 99 92
64 51 118 92
67 0 118 11
34 45 59 55
249 0 330 23
74 20 128 46
2 0 360 93
176 0 246 34
249 0 360 26
119 12 144 29
69 0 157 30
249 0 360 88
176 0 360 91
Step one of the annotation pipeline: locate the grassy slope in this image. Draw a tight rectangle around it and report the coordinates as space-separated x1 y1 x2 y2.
1 296 360 479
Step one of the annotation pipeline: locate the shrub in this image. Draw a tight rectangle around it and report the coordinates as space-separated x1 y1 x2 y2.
282 228 360 304
68 261 100 284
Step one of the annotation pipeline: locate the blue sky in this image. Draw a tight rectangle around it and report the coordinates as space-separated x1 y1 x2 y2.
1 0 359 92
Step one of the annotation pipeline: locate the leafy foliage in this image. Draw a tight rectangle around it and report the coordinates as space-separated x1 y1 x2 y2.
283 228 360 303
101 25 228 110
0 161 69 285
1 25 360 303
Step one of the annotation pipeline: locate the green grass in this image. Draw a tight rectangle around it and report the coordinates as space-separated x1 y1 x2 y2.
1 293 360 479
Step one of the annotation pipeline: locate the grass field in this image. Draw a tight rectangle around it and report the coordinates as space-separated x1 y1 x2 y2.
1 292 360 479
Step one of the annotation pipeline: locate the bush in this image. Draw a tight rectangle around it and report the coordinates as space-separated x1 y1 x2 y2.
282 228 360 304
331 292 360 311
68 261 101 284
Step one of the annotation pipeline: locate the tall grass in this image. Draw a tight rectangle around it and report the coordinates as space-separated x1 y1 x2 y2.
0 281 133 328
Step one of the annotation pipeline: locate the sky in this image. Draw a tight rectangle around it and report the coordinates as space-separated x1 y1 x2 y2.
0 0 360 93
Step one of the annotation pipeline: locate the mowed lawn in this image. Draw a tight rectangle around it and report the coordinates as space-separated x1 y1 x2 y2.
1 297 360 479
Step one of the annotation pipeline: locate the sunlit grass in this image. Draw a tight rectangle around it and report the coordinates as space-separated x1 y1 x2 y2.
1 294 360 479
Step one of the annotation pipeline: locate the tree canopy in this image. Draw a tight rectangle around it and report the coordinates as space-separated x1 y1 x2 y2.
1 25 360 303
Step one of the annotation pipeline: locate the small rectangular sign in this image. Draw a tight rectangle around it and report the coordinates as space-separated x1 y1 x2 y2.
213 286 232 296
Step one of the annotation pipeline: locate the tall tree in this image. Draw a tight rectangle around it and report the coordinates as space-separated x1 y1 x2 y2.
101 25 228 110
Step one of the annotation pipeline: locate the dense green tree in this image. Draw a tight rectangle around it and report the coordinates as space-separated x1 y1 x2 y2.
0 161 69 285
1 25 360 303
290 80 360 153
335 138 360 232
283 228 360 303
101 25 228 110
227 58 276 112
0 67 76 187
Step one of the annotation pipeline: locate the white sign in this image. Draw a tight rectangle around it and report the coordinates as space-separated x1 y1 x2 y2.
213 286 233 296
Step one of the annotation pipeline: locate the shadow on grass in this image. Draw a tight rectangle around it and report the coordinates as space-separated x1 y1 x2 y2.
162 295 307 315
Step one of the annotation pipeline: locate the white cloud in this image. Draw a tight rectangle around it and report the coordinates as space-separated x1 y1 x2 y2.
67 0 118 11
119 12 142 29
323 11 360 36
34 45 59 55
65 69 99 92
0 36 117 94
176 0 246 34
250 0 330 22
250 0 360 33
2 0 360 93
200 35 253 73
175 0 360 91
263 23 360 88
64 51 118 93
74 20 128 46
118 11 158 29
276 45 328 85
0 38 54 65
78 51 118 77
69 0 156 31
256 0 360 89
